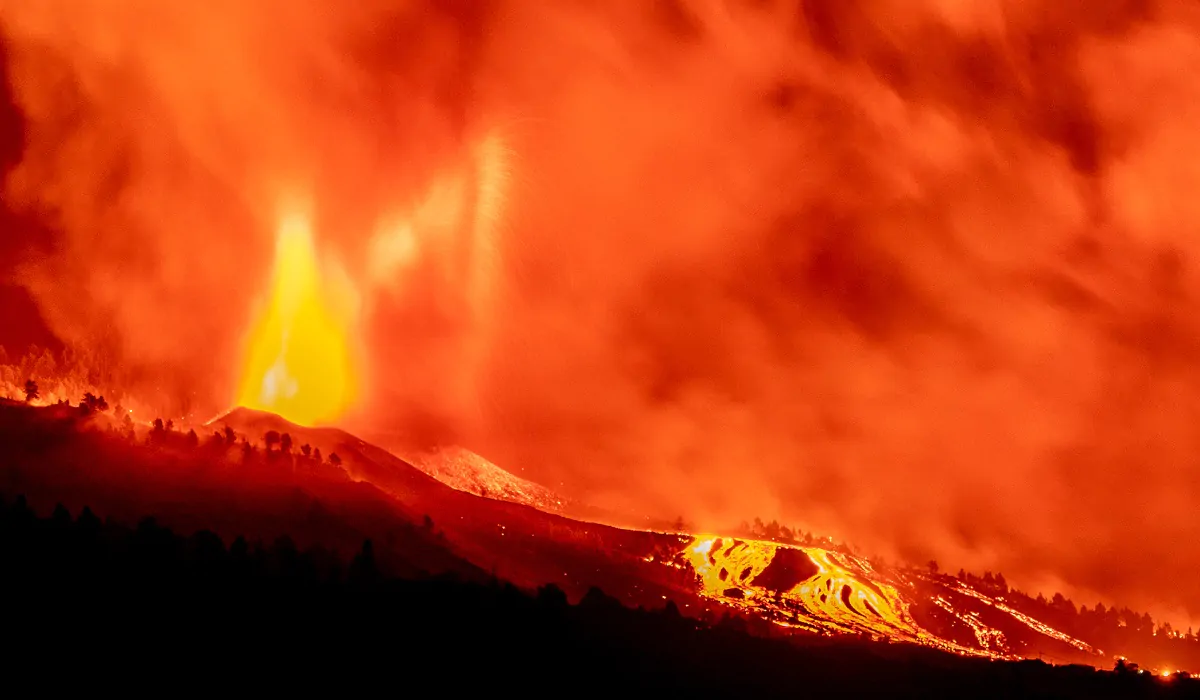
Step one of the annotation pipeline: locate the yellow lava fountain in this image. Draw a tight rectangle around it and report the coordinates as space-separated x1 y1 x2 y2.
235 210 359 426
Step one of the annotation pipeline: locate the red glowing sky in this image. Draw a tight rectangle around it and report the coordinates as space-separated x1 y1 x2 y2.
1 0 1199 626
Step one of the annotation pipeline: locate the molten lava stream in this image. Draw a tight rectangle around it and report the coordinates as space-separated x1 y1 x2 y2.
680 535 999 658
236 211 359 427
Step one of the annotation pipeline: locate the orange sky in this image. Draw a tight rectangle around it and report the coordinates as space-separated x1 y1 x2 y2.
1 0 1199 624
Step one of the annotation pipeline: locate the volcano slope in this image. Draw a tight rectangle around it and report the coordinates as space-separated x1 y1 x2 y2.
0 402 703 611
5 495 1196 698
0 400 1190 675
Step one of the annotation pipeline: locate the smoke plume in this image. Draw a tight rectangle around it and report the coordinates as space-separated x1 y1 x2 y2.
2 0 1199 622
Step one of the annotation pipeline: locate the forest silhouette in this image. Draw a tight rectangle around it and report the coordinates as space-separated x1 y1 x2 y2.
1 491 1196 697
0 386 1198 694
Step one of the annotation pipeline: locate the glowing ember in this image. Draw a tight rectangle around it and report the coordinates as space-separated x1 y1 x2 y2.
235 210 359 426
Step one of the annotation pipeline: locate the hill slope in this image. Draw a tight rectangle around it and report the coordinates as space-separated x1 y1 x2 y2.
1 402 1193 673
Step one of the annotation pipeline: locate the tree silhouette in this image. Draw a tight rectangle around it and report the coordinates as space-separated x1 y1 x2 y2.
280 433 293 454
348 539 379 584
300 443 312 458
23 379 38 403
329 453 342 468
165 419 174 432
264 431 281 453
185 429 200 449
153 418 165 433
537 583 569 608
224 426 237 445
313 448 322 463
79 393 110 415
928 560 940 576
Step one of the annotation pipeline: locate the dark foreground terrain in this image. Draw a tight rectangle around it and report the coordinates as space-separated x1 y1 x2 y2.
2 494 1195 698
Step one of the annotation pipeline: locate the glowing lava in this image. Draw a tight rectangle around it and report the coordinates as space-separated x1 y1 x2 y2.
673 534 1105 662
679 535 1002 657
235 211 359 426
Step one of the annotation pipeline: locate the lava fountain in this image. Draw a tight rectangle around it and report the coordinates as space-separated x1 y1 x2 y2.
235 209 360 426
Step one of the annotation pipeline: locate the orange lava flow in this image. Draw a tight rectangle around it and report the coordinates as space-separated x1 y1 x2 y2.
235 211 359 426
680 535 999 658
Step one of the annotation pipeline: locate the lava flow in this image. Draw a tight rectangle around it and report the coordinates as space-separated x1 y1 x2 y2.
235 211 360 427
673 534 1096 661
679 535 983 655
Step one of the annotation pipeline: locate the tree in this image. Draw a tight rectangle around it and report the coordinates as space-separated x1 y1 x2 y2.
329 453 342 468
264 430 281 453
79 393 110 415
153 418 165 433
348 539 379 584
300 444 312 458
224 426 236 445
23 379 38 403
537 584 569 608
580 586 620 612
280 433 293 454
927 560 940 576
185 429 199 449
313 448 322 463
673 515 687 531
165 419 174 432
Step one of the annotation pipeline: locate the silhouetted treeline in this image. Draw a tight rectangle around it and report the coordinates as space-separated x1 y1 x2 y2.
947 568 1200 673
1 494 1196 698
735 516 858 554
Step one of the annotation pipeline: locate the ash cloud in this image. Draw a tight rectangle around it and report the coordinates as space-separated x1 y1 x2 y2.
2 0 1200 622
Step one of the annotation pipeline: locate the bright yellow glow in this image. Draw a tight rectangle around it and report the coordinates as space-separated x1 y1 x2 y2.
236 211 359 426
673 534 1101 661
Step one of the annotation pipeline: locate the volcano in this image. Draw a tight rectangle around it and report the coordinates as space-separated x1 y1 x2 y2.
3 397 1186 674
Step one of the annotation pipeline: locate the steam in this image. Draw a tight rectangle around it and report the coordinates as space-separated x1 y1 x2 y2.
2 0 1199 622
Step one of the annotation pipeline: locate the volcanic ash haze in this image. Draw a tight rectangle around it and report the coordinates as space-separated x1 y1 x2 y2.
3 0 1200 622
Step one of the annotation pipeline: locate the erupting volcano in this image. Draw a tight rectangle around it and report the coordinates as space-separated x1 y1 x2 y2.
235 209 360 427
4 0 1200 694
